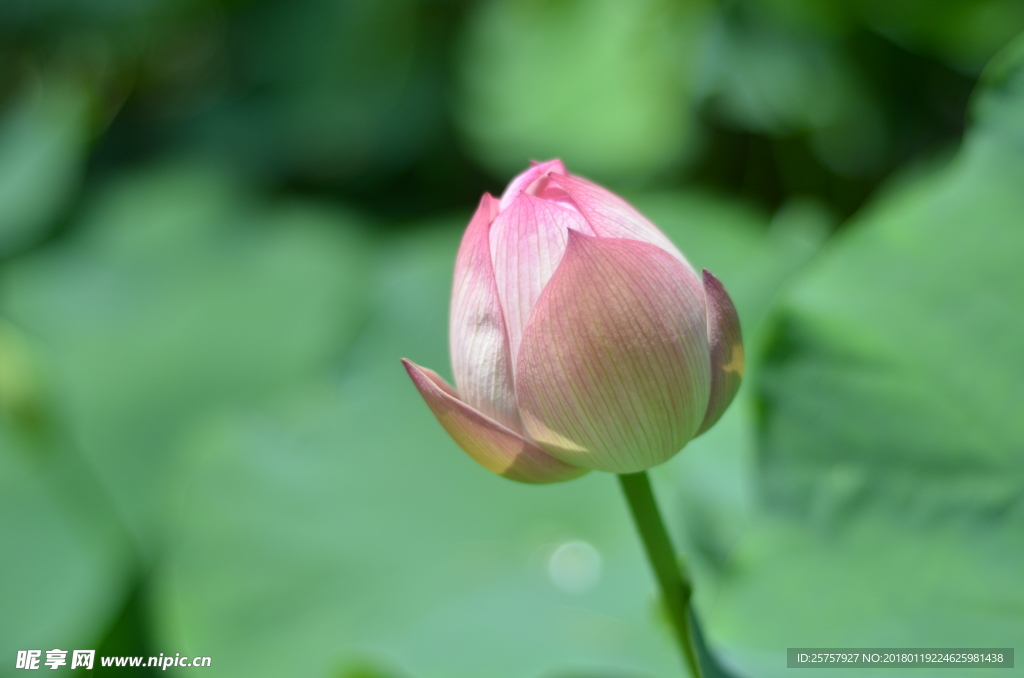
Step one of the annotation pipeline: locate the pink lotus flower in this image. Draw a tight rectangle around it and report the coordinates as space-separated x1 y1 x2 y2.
403 160 743 482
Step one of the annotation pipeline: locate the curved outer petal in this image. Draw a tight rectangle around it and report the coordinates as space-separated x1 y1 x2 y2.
515 232 711 473
402 359 587 484
695 269 744 436
548 173 691 267
449 193 521 432
489 192 593 366
498 159 568 211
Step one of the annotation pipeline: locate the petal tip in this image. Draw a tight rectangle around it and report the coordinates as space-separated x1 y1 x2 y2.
695 270 744 436
403 358 586 484
564 226 597 247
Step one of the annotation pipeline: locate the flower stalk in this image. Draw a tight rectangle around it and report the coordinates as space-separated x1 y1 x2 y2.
619 471 703 678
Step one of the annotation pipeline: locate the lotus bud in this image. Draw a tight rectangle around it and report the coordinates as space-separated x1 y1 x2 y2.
403 160 743 482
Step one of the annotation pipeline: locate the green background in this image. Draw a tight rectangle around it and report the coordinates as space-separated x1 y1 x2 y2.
0 1 1022 676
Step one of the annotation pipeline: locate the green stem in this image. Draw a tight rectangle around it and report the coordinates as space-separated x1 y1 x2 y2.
618 471 703 678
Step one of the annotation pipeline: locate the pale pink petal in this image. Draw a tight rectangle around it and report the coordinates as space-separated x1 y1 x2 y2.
515 232 711 473
489 192 594 365
403 359 587 484
498 159 568 211
695 269 744 436
449 193 522 432
548 173 691 266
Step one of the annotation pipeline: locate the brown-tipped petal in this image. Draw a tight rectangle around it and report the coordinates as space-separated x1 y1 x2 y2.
489 192 594 366
450 193 522 432
695 269 744 436
548 173 692 267
515 232 711 474
402 359 588 484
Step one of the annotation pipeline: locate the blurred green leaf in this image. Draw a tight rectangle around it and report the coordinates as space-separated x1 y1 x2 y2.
0 161 371 553
853 0 1024 71
704 37 1024 677
699 8 887 177
0 436 132 665
0 320 134 666
0 317 46 431
458 0 711 184
0 76 92 257
749 0 1024 71
0 0 173 26
974 32 1024 148
151 193 822 677
187 0 439 184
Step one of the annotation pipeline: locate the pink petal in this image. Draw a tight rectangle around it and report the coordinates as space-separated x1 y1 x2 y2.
489 192 594 366
548 173 691 266
498 159 569 211
449 193 522 432
402 359 587 484
695 269 744 436
515 231 711 473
